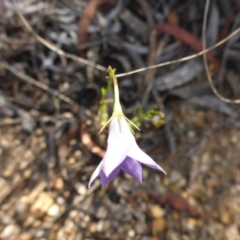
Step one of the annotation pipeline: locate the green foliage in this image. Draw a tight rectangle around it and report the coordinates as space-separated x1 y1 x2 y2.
98 67 115 127
131 107 166 129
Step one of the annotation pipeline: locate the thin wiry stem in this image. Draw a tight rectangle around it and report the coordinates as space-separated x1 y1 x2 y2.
114 26 240 78
202 0 240 104
13 0 240 96
0 61 78 107
12 0 108 73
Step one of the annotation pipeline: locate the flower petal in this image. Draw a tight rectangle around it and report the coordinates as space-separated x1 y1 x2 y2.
102 117 133 177
100 164 121 188
128 144 166 174
101 141 128 177
121 157 142 182
88 161 103 188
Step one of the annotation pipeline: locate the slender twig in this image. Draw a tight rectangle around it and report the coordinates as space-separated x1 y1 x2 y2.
202 0 240 104
12 0 240 101
12 0 108 73
115 26 240 78
141 39 165 106
0 61 80 108
218 13 240 86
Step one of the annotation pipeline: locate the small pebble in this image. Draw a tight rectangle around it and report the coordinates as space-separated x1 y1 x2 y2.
1 215 13 225
148 204 165 218
128 229 135 238
19 232 33 240
96 206 108 219
35 230 45 238
47 204 60 217
1 224 20 238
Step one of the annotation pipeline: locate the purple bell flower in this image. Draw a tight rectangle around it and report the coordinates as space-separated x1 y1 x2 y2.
88 67 166 188
88 116 166 188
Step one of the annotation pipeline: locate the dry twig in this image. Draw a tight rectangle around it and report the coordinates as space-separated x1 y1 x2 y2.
12 0 108 73
115 26 240 78
202 0 240 104
0 61 79 107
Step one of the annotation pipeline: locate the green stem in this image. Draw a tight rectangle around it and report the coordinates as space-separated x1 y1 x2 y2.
112 75 122 114
108 66 123 115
